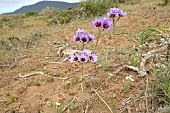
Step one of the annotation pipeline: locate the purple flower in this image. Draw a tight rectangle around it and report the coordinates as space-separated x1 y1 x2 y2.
92 18 102 28
73 34 80 42
79 54 88 63
80 35 89 44
118 8 127 17
88 54 98 63
86 33 95 43
101 17 113 30
82 49 91 56
107 8 119 18
107 8 127 18
73 29 86 42
70 53 80 63
70 50 98 63
76 28 85 35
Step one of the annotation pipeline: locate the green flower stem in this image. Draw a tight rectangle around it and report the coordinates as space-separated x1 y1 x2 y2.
94 62 97 73
112 19 115 33
81 63 86 91
114 16 120 24
82 63 84 81
95 28 101 52
81 43 85 89
82 43 85 50
112 17 120 34
81 42 85 81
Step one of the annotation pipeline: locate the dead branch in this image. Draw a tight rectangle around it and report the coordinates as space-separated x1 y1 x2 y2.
156 106 170 113
139 45 167 76
63 49 82 56
81 83 84 92
140 51 154 70
42 56 70 64
122 96 132 106
18 72 69 80
18 72 44 78
84 104 89 113
124 65 147 77
42 61 63 64
145 71 149 113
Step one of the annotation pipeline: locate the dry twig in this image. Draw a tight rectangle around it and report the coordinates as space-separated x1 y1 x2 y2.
122 96 132 106
84 104 89 113
18 71 69 80
124 65 147 77
93 89 113 113
62 97 77 112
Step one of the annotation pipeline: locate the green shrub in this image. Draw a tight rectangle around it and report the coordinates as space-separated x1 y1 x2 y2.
58 17 70 24
126 0 141 4
43 0 130 25
42 0 121 25
1 17 10 22
79 0 113 17
151 68 170 105
6 19 24 28
0 35 21 50
162 0 170 6
0 15 25 28
7 35 20 41
25 32 43 47
59 9 77 23
0 39 6 45
6 35 21 48
47 8 77 25
40 7 60 18
151 48 170 106
119 0 126 3
25 11 38 17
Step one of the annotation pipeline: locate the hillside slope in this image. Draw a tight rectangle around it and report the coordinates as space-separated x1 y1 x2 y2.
8 1 79 14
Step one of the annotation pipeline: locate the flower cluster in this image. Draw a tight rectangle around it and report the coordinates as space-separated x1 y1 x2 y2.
70 49 98 63
107 8 127 18
73 29 95 44
70 28 98 64
92 17 113 30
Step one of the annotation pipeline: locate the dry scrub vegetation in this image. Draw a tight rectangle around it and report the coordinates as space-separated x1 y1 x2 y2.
0 0 170 113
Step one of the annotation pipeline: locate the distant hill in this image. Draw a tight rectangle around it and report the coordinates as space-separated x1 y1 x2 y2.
6 1 80 14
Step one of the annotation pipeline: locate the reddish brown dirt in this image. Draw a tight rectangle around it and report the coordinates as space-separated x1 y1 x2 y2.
0 1 170 113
